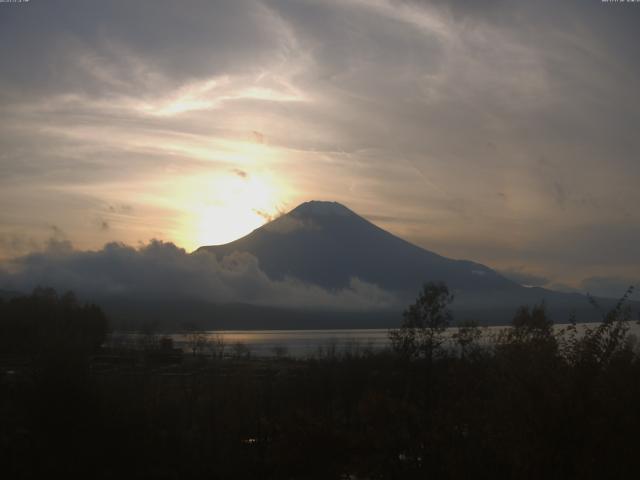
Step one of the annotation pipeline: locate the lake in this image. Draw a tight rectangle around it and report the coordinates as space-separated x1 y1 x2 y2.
111 322 640 358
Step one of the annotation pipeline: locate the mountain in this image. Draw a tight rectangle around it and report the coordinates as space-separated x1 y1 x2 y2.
198 201 515 293
197 201 609 322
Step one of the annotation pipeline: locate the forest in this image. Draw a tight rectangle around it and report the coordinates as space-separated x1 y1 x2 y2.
1 284 639 479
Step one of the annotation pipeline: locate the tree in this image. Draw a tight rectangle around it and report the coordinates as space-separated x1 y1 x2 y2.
0 287 108 356
389 282 454 360
510 303 554 343
567 285 636 368
186 331 209 357
208 333 226 359
496 302 557 357
453 319 483 359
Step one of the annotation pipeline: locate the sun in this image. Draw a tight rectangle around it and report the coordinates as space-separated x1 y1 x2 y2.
182 171 282 249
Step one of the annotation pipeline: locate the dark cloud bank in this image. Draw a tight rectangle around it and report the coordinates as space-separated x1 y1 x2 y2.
0 240 396 311
0 230 636 330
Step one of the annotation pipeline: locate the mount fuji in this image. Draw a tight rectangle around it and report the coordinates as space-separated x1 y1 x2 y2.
197 200 605 323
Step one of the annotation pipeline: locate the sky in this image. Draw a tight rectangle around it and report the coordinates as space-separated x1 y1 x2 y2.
1 0 639 298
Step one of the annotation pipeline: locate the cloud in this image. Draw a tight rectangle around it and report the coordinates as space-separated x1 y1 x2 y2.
545 282 581 295
0 240 397 310
580 276 639 300
253 209 274 222
0 0 284 101
50 225 66 239
0 233 41 259
262 213 319 234
499 267 549 287
108 204 133 214
232 168 248 178
249 130 265 144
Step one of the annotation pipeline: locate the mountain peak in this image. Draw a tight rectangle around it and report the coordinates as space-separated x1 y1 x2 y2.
198 198 518 296
290 200 354 217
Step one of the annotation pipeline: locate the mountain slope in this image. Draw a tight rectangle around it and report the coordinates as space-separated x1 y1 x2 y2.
197 201 518 295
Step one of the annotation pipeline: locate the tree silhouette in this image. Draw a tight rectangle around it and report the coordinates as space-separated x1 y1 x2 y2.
389 282 453 360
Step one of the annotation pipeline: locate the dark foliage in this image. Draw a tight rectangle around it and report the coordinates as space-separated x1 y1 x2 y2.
1 286 639 479
0 287 108 355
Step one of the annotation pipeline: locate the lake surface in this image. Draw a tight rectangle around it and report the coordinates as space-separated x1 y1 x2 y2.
112 322 640 358
181 329 391 357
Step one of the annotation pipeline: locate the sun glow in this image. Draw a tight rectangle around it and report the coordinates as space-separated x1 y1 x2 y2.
181 170 284 250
